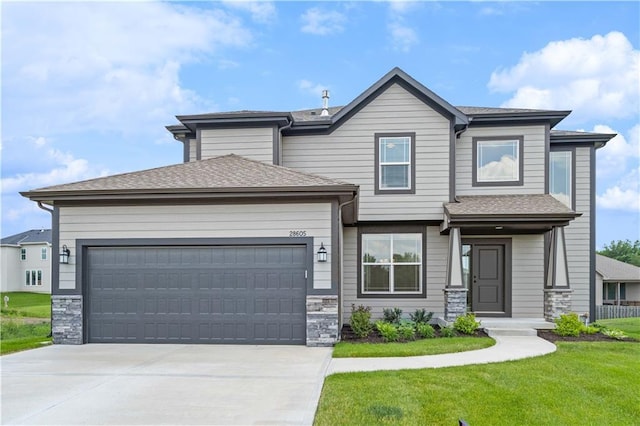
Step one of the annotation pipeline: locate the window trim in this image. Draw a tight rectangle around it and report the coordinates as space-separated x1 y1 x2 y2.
25 269 43 286
472 136 524 187
549 147 576 211
374 132 416 194
357 225 426 299
20 248 26 261
41 247 47 260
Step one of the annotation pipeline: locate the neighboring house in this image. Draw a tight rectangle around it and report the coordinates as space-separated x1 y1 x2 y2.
1 229 52 294
21 67 615 346
595 254 640 306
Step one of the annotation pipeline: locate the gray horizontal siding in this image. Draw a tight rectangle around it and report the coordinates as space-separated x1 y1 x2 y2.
200 127 274 163
456 125 546 195
58 203 332 291
284 83 451 222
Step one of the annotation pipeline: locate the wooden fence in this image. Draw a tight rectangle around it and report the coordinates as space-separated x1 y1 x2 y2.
595 305 640 320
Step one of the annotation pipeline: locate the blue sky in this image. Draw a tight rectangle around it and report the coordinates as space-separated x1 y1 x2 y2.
2 1 639 249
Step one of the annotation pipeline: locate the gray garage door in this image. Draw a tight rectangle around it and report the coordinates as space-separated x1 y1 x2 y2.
86 245 307 344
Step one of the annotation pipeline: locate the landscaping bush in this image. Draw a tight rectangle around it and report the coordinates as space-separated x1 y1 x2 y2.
416 323 435 339
554 313 584 337
382 307 403 325
583 325 600 335
376 321 399 342
409 309 433 324
601 328 628 340
350 304 373 338
453 313 480 335
397 321 416 340
439 325 457 338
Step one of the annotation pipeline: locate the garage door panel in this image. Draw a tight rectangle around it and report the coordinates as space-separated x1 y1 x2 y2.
87 245 307 344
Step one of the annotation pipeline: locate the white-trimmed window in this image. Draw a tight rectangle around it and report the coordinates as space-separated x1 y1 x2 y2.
25 270 43 286
361 233 422 294
41 247 47 260
550 150 573 208
20 248 26 260
375 133 415 194
473 137 524 186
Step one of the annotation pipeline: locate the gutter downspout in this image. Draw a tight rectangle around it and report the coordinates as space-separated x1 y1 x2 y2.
37 202 54 338
337 192 358 339
277 117 294 165
451 119 471 203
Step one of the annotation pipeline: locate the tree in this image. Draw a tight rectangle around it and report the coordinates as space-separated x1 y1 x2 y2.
598 240 640 267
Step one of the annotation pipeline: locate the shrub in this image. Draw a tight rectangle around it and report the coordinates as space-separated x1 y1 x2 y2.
553 313 584 337
350 304 373 338
602 328 628 340
439 325 457 338
416 323 435 339
376 321 399 342
382 307 403 325
453 313 480 335
409 309 433 324
397 320 416 340
583 325 599 335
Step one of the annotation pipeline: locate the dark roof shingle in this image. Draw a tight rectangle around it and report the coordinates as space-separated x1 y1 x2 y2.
1 229 52 245
596 254 640 282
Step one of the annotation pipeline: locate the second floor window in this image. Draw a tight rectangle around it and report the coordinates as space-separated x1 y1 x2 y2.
550 150 573 208
375 133 415 194
41 247 47 260
20 248 26 260
473 136 524 186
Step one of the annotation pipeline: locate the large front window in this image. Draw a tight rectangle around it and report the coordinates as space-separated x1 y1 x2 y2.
362 233 422 294
375 133 415 194
473 137 523 186
550 150 573 208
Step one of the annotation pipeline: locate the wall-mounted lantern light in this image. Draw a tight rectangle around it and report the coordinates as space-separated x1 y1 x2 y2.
60 245 71 264
317 243 327 263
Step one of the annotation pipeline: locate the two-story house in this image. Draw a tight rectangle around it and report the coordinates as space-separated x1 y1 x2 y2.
1 229 52 294
22 68 613 346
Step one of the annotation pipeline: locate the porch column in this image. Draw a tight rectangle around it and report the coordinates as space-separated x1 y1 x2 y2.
443 227 468 321
544 226 572 321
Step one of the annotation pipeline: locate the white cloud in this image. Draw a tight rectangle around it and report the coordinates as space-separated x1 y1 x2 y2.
297 79 328 98
1 149 109 194
388 21 418 52
597 167 640 212
300 7 346 36
488 32 639 121
2 2 252 136
478 155 518 181
222 1 276 24
595 124 640 178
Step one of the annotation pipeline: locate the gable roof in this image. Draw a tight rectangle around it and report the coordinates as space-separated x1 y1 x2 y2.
596 254 640 282
1 229 52 246
21 154 358 202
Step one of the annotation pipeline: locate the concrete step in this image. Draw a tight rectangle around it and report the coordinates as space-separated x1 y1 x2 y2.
484 327 538 337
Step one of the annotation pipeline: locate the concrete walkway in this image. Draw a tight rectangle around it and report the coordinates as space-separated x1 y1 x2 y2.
326 334 557 375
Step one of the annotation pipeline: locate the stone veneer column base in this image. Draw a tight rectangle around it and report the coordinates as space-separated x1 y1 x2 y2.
306 295 339 347
443 288 468 322
51 295 83 345
544 289 573 321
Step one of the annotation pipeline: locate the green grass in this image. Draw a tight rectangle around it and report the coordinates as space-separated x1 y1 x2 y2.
0 320 52 355
0 292 51 318
333 337 495 358
315 341 640 426
594 317 640 340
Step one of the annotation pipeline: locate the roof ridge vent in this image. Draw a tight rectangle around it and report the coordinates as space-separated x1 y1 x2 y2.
321 90 330 116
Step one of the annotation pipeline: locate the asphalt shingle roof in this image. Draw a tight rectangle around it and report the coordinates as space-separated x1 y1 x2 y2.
596 254 640 282
1 229 52 245
24 154 355 195
444 194 575 217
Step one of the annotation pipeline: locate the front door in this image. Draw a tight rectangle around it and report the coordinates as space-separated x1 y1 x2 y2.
471 244 505 314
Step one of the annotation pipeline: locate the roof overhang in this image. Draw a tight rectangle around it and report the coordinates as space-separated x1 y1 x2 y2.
466 110 571 128
174 112 292 133
550 132 616 149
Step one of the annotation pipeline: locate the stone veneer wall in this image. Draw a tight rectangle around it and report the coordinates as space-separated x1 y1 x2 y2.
544 289 572 321
443 288 468 322
306 295 339 347
51 295 83 344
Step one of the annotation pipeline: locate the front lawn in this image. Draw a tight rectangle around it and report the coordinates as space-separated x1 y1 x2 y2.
315 341 640 425
595 317 640 340
333 337 494 358
0 292 51 318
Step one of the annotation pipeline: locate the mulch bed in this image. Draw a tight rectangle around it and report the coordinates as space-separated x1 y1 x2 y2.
340 324 489 343
536 329 638 343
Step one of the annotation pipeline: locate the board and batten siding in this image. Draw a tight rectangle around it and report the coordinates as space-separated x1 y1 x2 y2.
188 138 197 162
511 235 544 317
199 127 274 163
283 83 451 222
58 203 332 291
341 226 449 324
564 147 591 314
456 125 546 195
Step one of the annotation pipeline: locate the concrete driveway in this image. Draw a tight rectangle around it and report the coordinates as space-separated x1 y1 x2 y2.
1 344 332 425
